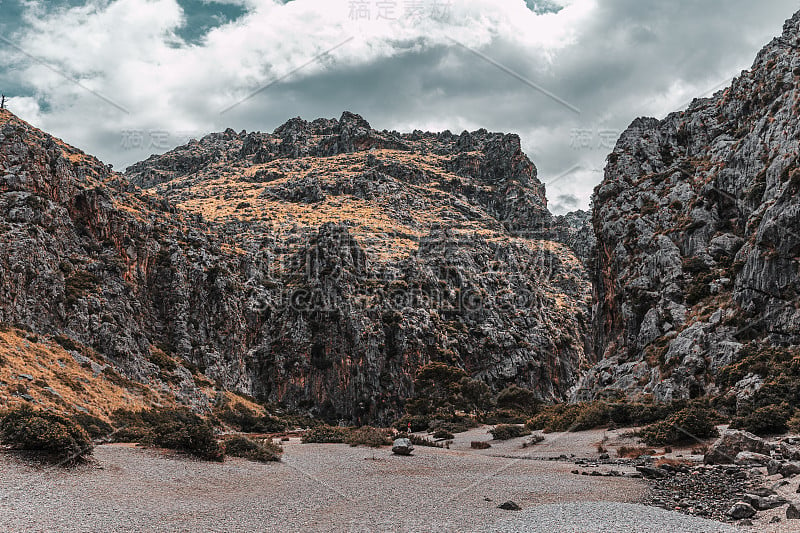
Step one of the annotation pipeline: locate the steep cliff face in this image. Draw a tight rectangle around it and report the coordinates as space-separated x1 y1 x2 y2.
0 109 591 423
0 109 258 412
575 11 800 401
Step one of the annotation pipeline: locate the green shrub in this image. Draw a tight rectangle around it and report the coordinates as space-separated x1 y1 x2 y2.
479 408 528 425
572 402 612 431
346 426 391 448
215 403 287 433
495 385 540 413
489 424 531 441
225 435 282 462
427 414 478 434
392 414 431 433
432 429 454 440
110 407 224 461
788 414 800 435
526 404 584 433
147 349 177 372
300 425 350 444
730 404 794 436
149 417 224 462
638 407 719 446
0 406 93 464
72 413 114 440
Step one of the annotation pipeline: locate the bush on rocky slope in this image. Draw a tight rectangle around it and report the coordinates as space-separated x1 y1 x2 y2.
110 407 224 461
638 407 719 446
0 406 93 464
730 404 795 436
214 401 287 434
526 400 711 433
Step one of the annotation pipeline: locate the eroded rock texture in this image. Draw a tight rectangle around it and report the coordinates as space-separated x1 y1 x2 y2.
0 109 591 423
575 11 800 402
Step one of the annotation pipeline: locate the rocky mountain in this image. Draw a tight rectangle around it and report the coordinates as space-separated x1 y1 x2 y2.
550 210 595 265
0 109 591 423
574 11 800 402
7 9 800 422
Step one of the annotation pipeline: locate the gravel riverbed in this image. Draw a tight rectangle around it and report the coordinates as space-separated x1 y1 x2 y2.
0 428 757 532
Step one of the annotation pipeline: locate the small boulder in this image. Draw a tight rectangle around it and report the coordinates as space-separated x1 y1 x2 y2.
787 503 800 519
750 487 777 497
391 438 414 456
735 451 772 466
780 442 800 461
498 501 521 511
705 430 770 465
726 502 757 520
781 462 800 478
636 466 669 479
742 493 789 511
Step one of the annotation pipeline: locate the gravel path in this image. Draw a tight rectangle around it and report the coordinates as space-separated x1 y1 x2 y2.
484 502 736 532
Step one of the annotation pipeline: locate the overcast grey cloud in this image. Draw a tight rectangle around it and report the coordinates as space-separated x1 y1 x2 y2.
0 0 797 213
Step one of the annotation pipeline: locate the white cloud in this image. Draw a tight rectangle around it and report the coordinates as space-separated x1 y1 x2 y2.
2 0 798 213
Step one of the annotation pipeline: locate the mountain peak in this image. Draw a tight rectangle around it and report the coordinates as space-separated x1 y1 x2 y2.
782 9 800 38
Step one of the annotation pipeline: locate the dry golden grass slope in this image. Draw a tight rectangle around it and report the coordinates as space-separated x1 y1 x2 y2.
0 327 270 422
0 328 176 420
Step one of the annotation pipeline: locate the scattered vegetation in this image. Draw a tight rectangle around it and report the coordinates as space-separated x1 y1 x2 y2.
345 426 391 448
730 404 795 436
617 446 656 459
525 399 714 434
489 424 531 441
395 365 543 433
638 407 719 446
110 407 224 462
224 435 282 462
64 270 100 306
471 441 491 449
300 425 349 444
214 400 287 434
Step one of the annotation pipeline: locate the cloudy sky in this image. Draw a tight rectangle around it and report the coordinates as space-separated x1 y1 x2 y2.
1 0 797 213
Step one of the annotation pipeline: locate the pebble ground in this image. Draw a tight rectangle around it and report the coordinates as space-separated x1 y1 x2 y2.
0 428 761 532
